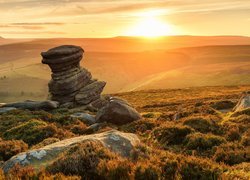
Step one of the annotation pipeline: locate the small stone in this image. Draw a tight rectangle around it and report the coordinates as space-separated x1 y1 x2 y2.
70 112 96 125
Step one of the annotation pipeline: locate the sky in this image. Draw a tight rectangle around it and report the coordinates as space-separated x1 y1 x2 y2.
0 0 250 38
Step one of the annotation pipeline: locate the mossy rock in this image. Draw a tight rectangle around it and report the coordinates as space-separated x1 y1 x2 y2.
3 119 57 146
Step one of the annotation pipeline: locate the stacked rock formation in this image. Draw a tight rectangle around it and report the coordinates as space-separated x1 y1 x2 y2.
41 45 106 105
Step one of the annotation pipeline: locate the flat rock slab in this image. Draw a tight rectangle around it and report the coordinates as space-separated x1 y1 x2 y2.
2 100 59 111
3 130 140 173
41 45 83 61
0 107 17 114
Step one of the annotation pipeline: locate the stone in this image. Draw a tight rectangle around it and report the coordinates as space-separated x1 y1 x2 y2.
3 130 140 173
84 123 106 134
96 97 141 125
42 45 106 105
89 96 110 109
0 107 17 114
233 91 250 111
75 81 106 105
70 112 96 125
2 100 59 111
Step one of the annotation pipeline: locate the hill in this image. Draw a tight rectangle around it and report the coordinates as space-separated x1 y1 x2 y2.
0 36 250 102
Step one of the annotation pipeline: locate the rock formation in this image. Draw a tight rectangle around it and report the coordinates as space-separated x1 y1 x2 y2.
41 45 106 106
3 130 140 173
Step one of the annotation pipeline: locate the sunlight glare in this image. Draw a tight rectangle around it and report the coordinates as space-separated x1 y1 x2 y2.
126 10 174 38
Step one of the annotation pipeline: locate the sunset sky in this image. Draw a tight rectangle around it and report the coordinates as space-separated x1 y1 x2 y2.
0 0 250 38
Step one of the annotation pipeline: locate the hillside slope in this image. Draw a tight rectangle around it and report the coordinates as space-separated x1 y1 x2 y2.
0 37 250 102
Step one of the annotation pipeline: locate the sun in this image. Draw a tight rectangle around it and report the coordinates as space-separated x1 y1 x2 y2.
126 10 173 38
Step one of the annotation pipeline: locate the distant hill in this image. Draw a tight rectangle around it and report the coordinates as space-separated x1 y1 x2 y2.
6 35 249 53
121 45 250 91
0 36 250 102
0 36 32 46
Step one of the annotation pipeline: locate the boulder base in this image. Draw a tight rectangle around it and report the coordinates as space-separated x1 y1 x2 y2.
96 97 141 125
3 130 140 173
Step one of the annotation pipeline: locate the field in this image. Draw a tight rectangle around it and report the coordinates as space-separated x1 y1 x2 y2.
0 86 249 179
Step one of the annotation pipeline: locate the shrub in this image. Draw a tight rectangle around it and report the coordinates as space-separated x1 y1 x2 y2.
151 123 193 147
0 169 5 180
5 164 80 180
0 110 54 134
182 116 222 134
121 119 159 134
32 137 60 149
231 108 250 117
221 163 250 180
179 156 224 180
211 100 235 110
134 161 160 180
48 141 117 179
0 140 28 161
241 129 250 146
98 159 133 180
70 121 88 135
185 133 226 151
223 115 250 135
142 112 162 119
213 143 249 165
3 119 58 146
226 126 241 142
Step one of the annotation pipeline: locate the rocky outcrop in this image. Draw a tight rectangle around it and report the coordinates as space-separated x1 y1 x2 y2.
3 130 140 173
96 97 141 125
75 81 106 105
2 100 59 111
234 91 250 111
41 45 106 106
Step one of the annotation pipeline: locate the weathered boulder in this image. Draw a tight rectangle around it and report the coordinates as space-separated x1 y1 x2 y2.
234 92 250 111
42 45 106 106
2 100 59 111
0 107 17 114
70 112 96 125
75 81 106 105
96 97 141 125
3 130 140 173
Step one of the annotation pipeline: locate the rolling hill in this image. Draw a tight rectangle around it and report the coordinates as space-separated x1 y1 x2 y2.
0 36 250 102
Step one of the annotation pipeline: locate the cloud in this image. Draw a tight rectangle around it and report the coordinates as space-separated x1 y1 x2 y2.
0 22 66 30
0 30 65 34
